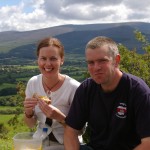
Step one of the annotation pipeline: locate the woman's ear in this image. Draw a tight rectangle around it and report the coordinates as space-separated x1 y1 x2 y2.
61 57 64 65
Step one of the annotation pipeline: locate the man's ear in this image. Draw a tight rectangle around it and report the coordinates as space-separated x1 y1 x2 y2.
115 54 120 67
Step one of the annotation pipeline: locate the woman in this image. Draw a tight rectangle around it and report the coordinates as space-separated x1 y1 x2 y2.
23 37 82 149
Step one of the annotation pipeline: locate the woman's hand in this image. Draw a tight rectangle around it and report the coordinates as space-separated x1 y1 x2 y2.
23 97 38 118
38 100 66 122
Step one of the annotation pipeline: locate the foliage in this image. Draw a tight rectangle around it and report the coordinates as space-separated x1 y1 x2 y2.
0 93 26 107
0 81 27 148
0 123 9 139
119 30 150 86
119 45 150 86
134 30 150 53
82 124 91 143
0 114 35 150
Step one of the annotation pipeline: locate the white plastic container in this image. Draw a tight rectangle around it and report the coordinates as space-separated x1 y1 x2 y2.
13 132 42 150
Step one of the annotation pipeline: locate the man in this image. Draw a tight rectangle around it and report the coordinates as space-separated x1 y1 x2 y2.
64 36 150 150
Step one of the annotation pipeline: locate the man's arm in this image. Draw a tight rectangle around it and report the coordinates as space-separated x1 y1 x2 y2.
134 137 150 150
64 125 80 150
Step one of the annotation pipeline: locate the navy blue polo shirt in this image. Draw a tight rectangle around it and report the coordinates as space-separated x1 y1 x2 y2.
66 73 150 150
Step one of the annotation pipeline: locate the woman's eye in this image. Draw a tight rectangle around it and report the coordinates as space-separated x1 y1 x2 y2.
41 57 46 60
51 57 57 61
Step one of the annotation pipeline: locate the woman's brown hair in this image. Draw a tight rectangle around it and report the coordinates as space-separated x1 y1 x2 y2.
36 37 64 58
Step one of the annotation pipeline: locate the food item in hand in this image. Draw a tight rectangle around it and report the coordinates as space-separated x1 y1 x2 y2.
33 93 51 104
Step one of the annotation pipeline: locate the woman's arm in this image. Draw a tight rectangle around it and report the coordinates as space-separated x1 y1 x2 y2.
23 98 38 128
24 114 37 128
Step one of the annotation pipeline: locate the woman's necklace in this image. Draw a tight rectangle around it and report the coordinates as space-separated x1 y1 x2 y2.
43 78 60 99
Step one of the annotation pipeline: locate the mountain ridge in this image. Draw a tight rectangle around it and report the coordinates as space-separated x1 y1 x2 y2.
0 21 149 43
0 22 149 60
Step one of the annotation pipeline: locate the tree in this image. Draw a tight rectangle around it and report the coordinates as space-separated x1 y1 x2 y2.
119 30 150 87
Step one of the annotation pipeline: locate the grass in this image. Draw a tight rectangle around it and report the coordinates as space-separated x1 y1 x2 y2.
0 139 13 150
0 114 14 123
0 106 17 110
0 113 33 150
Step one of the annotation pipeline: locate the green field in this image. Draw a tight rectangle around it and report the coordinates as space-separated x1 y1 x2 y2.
18 65 38 69
0 83 16 90
0 106 17 110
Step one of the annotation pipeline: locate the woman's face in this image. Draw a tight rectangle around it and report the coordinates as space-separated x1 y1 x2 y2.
37 46 64 78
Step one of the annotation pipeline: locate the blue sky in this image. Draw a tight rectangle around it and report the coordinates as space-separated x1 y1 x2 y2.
0 0 33 13
0 0 150 32
0 0 20 6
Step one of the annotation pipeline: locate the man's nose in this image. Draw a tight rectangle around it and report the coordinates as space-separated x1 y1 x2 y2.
94 62 102 70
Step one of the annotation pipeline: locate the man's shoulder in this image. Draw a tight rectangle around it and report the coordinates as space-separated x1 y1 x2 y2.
123 72 146 85
81 77 96 86
77 78 98 92
123 72 149 91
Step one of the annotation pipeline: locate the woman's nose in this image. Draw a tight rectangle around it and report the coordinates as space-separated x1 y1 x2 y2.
46 59 52 65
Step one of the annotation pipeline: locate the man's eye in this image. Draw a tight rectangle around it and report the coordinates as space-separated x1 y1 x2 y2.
98 59 108 64
87 61 94 65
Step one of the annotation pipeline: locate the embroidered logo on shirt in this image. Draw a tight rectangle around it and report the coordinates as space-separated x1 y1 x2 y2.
116 103 127 118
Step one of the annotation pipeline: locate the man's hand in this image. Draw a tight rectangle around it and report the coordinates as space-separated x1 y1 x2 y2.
134 137 150 150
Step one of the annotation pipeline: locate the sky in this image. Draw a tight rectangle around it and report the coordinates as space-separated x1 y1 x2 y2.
0 0 150 32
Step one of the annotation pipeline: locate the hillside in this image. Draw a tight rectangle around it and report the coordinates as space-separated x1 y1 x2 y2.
57 25 143 54
0 22 149 63
0 22 149 43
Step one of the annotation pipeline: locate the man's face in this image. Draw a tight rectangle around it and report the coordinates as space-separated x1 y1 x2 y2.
86 46 116 86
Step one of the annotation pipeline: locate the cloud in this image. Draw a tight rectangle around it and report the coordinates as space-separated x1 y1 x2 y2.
0 4 23 31
43 0 123 20
124 0 150 10
0 0 48 31
63 0 123 6
0 0 149 31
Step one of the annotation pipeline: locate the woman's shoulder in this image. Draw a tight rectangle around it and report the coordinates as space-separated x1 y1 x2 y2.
64 75 80 87
28 74 42 83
